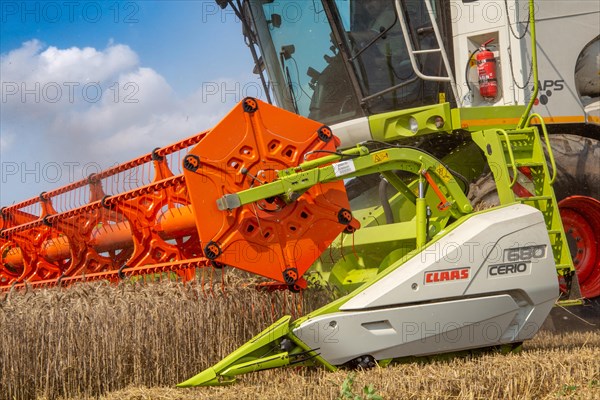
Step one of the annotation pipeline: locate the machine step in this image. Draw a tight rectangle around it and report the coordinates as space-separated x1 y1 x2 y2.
472 125 577 299
506 162 544 168
515 195 553 201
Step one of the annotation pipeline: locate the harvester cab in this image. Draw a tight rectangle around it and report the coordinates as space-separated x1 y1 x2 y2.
239 0 451 126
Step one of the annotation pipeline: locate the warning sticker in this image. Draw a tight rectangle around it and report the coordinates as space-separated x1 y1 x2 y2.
372 151 389 164
435 164 452 183
332 160 356 177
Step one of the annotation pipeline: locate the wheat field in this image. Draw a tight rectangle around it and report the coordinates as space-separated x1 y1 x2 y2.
1 278 598 400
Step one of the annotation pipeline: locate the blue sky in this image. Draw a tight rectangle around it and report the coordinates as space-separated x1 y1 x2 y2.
0 0 260 205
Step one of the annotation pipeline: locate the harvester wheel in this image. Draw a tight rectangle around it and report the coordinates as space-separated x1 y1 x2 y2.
558 196 600 299
349 355 376 369
468 134 600 299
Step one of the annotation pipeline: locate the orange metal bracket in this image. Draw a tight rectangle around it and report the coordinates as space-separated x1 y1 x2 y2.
183 98 352 286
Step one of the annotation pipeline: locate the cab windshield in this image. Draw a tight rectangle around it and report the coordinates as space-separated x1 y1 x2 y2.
247 0 363 124
246 0 443 122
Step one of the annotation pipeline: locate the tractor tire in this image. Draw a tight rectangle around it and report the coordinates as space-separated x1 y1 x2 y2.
546 134 600 201
468 134 600 299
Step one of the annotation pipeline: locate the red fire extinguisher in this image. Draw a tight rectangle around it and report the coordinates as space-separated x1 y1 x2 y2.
476 38 497 99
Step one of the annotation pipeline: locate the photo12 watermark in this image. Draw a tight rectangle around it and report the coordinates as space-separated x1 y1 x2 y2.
200 80 324 105
1 1 140 24
1 161 105 185
200 1 329 24
449 1 537 24
1 81 139 104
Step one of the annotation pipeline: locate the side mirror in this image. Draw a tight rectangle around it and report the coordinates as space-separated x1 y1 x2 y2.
268 14 282 28
280 44 295 60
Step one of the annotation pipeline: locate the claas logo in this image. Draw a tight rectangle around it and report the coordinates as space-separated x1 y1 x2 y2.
424 267 470 284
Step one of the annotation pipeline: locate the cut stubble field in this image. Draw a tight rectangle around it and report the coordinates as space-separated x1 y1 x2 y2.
1 279 598 400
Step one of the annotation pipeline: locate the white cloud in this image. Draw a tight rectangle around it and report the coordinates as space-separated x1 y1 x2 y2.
0 132 14 153
0 41 258 204
1 40 139 93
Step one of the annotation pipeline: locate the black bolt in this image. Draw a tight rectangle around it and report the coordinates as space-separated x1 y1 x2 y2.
317 125 333 143
183 155 201 172
337 208 353 225
242 97 258 113
204 241 222 260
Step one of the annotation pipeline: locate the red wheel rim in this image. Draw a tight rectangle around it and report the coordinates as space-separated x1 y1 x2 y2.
559 196 600 299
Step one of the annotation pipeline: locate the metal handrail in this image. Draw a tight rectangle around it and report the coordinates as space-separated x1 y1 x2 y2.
518 0 539 129
394 0 459 102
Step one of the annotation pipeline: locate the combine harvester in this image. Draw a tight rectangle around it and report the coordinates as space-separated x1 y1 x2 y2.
1 0 598 387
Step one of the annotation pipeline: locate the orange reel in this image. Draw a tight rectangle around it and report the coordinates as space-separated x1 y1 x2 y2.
183 98 357 286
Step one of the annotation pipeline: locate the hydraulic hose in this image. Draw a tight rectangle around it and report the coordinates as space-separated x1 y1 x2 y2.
379 177 395 224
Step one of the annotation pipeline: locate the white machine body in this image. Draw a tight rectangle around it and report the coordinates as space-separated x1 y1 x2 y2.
293 204 559 365
452 0 599 124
